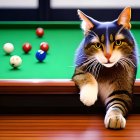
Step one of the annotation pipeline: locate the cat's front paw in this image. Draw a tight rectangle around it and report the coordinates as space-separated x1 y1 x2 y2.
104 108 126 129
80 84 98 106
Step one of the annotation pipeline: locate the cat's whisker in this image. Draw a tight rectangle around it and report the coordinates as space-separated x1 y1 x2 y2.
93 62 98 78
81 56 96 66
126 58 136 67
123 62 131 74
86 58 94 71
89 63 94 73
118 60 125 69
121 57 136 67
91 62 96 75
85 61 94 72
118 60 129 73
92 61 99 79
84 57 97 71
75 55 88 66
78 59 90 66
119 58 135 75
119 59 129 69
85 61 92 72
82 58 96 67
96 63 102 79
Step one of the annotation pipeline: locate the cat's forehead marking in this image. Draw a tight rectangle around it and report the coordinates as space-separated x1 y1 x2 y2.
94 22 117 42
101 34 105 43
115 34 125 40
110 34 114 42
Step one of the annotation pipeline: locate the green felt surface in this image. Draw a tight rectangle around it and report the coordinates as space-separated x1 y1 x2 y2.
0 22 83 79
0 21 139 79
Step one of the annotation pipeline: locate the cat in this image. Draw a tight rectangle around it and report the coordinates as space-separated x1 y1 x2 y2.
72 7 138 129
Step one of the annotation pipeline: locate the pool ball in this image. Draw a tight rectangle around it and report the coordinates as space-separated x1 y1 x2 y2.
22 43 32 53
40 42 49 52
3 43 14 54
36 27 44 37
35 50 47 62
10 55 22 68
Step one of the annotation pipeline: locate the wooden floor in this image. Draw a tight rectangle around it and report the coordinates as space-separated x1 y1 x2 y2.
0 114 139 140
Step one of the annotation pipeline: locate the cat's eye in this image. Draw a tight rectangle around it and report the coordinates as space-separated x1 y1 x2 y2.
115 40 122 46
93 43 103 49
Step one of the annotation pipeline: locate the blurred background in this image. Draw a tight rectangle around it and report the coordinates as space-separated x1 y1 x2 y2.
0 0 139 21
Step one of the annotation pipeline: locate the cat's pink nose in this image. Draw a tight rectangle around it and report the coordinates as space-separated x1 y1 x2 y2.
105 53 111 60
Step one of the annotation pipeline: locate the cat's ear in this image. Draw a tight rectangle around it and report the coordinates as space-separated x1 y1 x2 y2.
77 10 94 33
117 7 131 29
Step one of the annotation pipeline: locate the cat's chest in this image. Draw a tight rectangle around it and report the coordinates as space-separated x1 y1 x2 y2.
96 66 126 102
98 81 114 102
92 65 124 80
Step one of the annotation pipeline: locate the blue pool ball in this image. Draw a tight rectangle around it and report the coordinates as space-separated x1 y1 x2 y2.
35 50 47 62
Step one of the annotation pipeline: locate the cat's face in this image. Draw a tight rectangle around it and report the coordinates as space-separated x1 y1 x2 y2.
84 22 134 68
77 7 135 68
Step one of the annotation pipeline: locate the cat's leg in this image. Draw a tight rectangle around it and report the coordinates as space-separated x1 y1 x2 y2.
73 72 98 106
104 90 133 129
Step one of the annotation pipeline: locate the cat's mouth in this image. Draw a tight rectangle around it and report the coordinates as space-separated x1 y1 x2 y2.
103 61 116 68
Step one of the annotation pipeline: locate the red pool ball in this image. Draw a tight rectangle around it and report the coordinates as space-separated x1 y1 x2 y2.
36 27 44 37
40 42 49 52
22 43 32 53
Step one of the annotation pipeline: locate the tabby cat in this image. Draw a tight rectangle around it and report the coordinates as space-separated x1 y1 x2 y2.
72 7 138 129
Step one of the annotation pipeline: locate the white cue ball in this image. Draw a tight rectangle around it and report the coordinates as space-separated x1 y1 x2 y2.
3 43 14 54
10 55 22 68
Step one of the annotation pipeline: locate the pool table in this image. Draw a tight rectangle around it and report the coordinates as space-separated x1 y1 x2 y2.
0 21 140 94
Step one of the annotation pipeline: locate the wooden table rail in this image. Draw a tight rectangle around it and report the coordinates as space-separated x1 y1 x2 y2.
0 79 140 94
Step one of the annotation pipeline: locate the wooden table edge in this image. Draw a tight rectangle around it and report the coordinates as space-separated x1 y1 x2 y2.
0 79 140 94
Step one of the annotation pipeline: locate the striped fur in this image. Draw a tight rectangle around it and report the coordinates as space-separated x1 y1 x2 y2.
72 7 138 129
104 90 133 129
105 90 133 116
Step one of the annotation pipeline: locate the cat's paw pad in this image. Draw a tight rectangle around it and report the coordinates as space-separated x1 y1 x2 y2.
80 84 98 106
104 114 126 129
